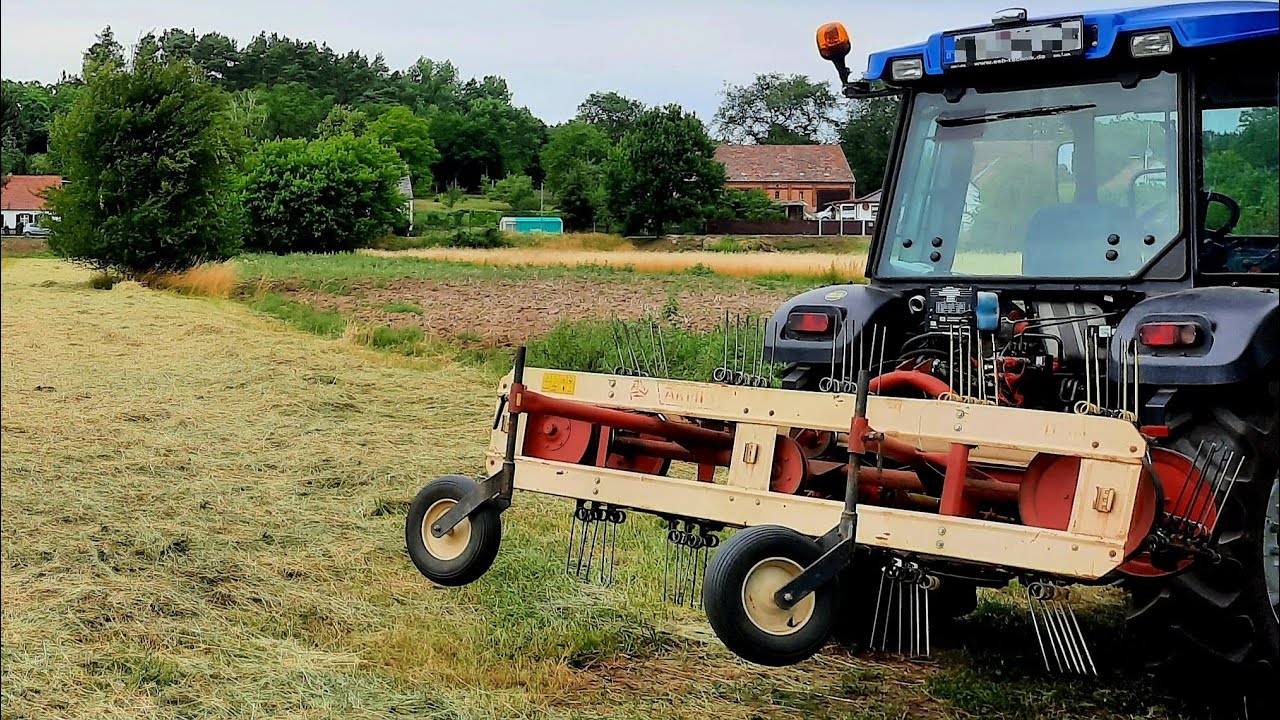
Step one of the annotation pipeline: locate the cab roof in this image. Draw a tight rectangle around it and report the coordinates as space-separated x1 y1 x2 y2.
864 1 1280 80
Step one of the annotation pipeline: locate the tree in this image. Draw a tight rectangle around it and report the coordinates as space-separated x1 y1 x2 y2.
438 181 465 209
239 134 407 253
367 105 440 192
46 52 243 273
714 73 837 145
83 26 125 77
485 174 539 212
838 94 900 192
256 81 334 139
540 121 611 194
555 165 608 231
316 104 369 137
605 105 726 236
397 57 463 113
713 188 785 222
575 91 645 142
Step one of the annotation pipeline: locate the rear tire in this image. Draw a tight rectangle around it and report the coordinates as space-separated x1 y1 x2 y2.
405 475 502 587
1126 386 1279 694
703 525 840 666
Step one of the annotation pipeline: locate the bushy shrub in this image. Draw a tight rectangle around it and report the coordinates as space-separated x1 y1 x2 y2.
239 135 407 253
46 52 243 274
446 226 508 249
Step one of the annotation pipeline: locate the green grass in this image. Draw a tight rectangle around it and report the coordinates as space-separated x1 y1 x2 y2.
249 292 347 337
382 300 424 315
412 195 513 212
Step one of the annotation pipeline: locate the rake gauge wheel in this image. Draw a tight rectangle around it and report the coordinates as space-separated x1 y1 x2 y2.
405 475 502 587
703 525 839 666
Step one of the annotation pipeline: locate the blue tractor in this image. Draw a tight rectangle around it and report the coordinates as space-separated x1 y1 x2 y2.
770 1 1278 692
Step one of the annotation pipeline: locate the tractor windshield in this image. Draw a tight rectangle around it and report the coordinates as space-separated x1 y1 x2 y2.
879 72 1180 279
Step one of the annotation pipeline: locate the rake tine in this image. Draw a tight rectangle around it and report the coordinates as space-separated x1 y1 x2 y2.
768 319 778 388
923 579 932 657
1104 331 1111 411
583 506 600 581
1065 602 1097 675
647 321 660 378
829 319 839 389
1132 339 1140 423
1027 586 1051 671
1183 444 1224 534
1196 448 1235 536
1209 453 1246 536
947 326 955 393
566 500 581 575
992 334 1000 406
610 317 628 374
870 565 886 649
662 520 672 603
737 312 747 384
1169 440 1206 527
755 316 765 382
625 321 643 377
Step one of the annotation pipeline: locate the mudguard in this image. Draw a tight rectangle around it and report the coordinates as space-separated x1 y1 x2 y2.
1113 286 1279 386
766 284 902 366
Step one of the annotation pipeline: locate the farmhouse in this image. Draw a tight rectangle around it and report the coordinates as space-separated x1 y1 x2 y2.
1 175 62 234
714 145 855 213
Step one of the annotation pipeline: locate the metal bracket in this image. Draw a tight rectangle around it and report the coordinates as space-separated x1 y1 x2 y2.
430 469 508 538
774 369 869 610
432 346 526 538
774 534 855 609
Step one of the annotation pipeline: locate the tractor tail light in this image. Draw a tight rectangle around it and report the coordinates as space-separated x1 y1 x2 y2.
787 312 833 334
1138 322 1199 347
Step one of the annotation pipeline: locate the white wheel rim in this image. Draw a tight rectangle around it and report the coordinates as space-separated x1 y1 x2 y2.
422 499 471 562
741 557 815 636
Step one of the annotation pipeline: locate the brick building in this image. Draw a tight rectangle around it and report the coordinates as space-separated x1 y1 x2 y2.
714 145 855 213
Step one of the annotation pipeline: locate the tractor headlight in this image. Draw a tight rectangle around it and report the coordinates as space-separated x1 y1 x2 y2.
1131 31 1174 58
890 57 924 81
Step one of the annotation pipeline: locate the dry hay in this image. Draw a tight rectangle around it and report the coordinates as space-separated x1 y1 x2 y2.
0 259 905 720
363 247 867 280
143 262 239 298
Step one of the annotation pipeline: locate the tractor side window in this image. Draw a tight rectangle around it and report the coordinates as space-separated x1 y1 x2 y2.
1200 106 1279 274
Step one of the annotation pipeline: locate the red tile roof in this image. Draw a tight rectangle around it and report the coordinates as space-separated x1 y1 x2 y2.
1 175 62 211
714 145 855 184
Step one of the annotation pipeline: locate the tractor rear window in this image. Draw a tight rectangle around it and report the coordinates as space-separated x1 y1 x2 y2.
879 72 1180 279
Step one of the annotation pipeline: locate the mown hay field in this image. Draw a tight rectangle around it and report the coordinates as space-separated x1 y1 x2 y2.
1 259 1196 719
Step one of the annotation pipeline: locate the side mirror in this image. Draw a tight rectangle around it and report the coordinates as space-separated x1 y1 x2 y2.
816 22 852 85
1056 142 1075 202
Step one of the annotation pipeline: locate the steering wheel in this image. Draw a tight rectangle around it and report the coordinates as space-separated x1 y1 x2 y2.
1199 191 1244 272
1202 191 1242 241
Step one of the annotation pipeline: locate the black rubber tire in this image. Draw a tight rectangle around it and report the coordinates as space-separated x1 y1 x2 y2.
1126 383 1279 694
405 475 502 587
703 525 840 666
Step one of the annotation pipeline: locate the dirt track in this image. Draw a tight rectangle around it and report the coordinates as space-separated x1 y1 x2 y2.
289 277 795 345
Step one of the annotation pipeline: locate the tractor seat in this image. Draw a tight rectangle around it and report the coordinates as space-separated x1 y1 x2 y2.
1022 203 1138 277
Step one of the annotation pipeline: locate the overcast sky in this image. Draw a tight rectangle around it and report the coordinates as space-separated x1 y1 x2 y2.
0 0 1224 123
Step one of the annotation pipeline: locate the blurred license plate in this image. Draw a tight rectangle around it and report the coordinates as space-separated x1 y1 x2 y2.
945 18 1085 67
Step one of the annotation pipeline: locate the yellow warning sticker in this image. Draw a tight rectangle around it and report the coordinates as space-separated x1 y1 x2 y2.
541 372 577 395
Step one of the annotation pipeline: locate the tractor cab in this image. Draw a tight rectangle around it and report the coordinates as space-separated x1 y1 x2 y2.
841 3 1279 287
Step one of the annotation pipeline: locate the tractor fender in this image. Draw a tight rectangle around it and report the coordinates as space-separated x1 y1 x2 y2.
1112 286 1279 386
767 284 902 365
